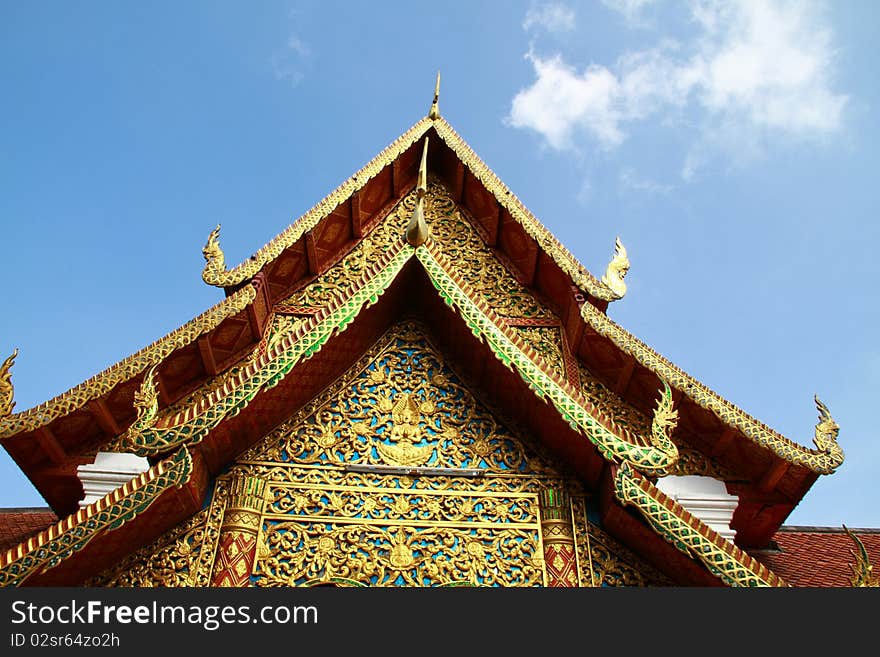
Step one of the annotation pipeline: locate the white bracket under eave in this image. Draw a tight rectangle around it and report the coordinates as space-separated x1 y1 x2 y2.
655 474 739 543
76 452 151 508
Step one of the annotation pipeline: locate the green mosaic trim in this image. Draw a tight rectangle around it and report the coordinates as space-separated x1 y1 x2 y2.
613 463 784 587
124 243 413 457
0 447 193 587
416 244 678 475
582 302 844 474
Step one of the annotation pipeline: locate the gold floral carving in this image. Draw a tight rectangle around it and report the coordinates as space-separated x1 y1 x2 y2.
571 496 673 587
87 509 210 587
240 321 560 475
85 323 686 587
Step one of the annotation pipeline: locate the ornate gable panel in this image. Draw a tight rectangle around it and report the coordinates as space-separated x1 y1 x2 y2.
90 322 671 587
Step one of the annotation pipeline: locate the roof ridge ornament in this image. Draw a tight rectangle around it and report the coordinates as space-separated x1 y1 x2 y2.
0 348 18 417
201 224 227 284
601 236 629 300
843 524 879 587
428 71 440 120
812 394 841 456
406 137 431 246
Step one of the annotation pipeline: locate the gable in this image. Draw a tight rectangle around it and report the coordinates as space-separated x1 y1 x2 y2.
89 321 671 587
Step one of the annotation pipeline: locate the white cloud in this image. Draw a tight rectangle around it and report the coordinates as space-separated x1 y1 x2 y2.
523 2 576 33
601 0 658 23
508 52 622 149
508 0 847 173
272 32 312 87
619 167 673 195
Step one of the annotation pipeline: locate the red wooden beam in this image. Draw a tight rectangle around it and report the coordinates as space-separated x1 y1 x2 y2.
34 427 67 466
487 203 501 247
305 230 320 275
758 460 790 493
710 426 737 457
246 272 271 340
391 158 402 198
563 285 586 351
351 191 363 238
197 335 220 376
522 239 539 287
613 357 636 396
452 160 465 203
155 370 172 407
87 398 122 437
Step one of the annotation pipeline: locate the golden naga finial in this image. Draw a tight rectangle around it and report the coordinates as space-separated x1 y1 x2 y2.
812 395 841 452
201 224 227 283
601 236 630 300
650 378 680 463
843 525 879 587
428 71 441 120
406 137 431 246
0 348 18 417
132 364 160 426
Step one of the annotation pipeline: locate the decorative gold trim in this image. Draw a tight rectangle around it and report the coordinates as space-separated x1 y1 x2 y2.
0 285 257 439
119 242 413 456
843 525 879 587
0 447 194 586
580 301 844 474
199 115 619 303
417 243 679 474
200 118 433 287
405 138 430 246
0 348 17 417
613 462 785 587
428 71 441 120
601 237 629 300
201 224 226 285
431 118 617 301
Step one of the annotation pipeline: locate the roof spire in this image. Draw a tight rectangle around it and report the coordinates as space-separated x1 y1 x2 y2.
0 348 18 417
406 137 431 246
428 71 440 120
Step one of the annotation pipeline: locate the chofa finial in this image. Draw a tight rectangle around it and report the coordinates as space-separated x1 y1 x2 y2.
428 71 440 120
0 348 18 417
406 137 431 246
843 525 879 587
201 224 227 283
601 236 630 300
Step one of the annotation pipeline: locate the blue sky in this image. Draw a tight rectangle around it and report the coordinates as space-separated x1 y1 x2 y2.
1 1 877 529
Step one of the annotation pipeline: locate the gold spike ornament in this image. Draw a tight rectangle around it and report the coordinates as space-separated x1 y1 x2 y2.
0 348 18 417
406 137 431 246
601 236 630 300
428 71 440 120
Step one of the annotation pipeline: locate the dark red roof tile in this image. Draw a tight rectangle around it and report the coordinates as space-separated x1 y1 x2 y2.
0 508 58 552
749 526 880 587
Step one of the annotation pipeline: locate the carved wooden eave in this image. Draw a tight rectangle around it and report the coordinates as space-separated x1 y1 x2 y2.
0 109 840 561
0 447 206 586
0 240 781 587
193 117 843 533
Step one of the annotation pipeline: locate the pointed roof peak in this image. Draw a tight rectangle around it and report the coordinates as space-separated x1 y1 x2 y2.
428 71 440 120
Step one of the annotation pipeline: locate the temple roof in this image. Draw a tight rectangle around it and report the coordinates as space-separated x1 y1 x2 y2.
0 90 847 580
